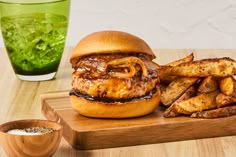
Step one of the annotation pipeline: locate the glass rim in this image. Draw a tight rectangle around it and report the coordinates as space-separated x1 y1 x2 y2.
0 0 67 4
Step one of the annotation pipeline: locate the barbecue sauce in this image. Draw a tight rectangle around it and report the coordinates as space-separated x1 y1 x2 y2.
69 88 157 103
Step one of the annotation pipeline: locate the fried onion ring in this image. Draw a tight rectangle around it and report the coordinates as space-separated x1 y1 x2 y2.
107 57 148 78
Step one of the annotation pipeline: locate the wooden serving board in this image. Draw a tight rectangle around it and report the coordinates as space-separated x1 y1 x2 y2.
41 91 236 150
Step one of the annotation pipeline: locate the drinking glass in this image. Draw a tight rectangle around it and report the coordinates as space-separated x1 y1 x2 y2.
0 0 70 81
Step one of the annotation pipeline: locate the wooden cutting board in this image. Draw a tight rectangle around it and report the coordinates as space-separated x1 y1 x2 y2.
41 91 236 150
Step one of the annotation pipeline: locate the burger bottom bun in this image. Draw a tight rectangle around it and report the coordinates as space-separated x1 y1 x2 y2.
70 87 161 118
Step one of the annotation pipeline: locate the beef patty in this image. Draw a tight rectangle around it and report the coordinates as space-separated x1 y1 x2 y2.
71 54 159 100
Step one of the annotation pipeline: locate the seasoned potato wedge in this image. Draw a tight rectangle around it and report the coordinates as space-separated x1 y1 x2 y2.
161 77 199 106
166 53 194 66
216 93 236 108
197 76 218 94
234 81 236 97
219 76 235 96
158 53 194 83
163 86 196 117
158 66 178 84
162 57 236 77
163 90 219 117
191 104 236 118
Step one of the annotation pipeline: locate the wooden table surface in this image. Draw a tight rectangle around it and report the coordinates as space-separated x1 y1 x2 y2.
0 47 236 157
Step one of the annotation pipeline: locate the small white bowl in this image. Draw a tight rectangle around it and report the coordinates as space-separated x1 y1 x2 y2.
0 119 63 157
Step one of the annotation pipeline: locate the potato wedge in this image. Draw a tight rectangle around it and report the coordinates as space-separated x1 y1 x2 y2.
198 76 218 93
234 81 236 97
219 76 235 96
191 104 236 118
158 66 178 84
160 83 168 94
216 93 236 108
158 53 194 83
162 57 236 77
163 86 196 117
166 53 194 66
164 90 219 117
161 77 199 106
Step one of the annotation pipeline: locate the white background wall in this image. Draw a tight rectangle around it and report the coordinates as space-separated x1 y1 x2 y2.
1 0 236 49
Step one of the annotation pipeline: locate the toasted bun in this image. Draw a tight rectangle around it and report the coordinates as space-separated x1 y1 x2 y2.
70 88 161 118
70 30 155 65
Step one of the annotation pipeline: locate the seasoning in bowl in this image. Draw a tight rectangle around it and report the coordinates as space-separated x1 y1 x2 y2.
0 119 63 157
7 127 54 135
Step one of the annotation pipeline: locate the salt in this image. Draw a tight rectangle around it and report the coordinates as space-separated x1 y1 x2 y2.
7 127 54 135
7 129 41 135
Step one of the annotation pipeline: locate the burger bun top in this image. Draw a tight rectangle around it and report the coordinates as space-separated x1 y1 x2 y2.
70 30 155 65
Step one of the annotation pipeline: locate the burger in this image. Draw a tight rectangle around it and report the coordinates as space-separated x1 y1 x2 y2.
69 30 161 118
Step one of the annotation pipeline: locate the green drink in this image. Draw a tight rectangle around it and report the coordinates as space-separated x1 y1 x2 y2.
0 0 70 81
